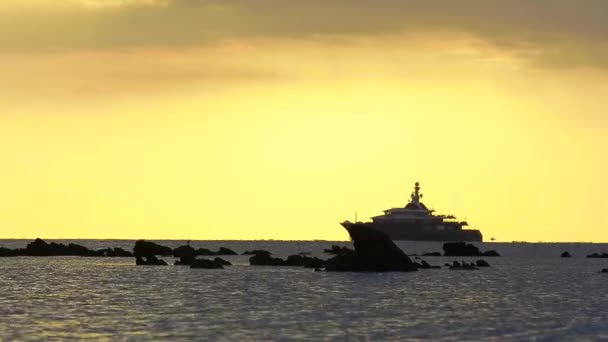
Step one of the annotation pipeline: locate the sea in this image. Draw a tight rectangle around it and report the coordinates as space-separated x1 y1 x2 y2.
0 239 607 341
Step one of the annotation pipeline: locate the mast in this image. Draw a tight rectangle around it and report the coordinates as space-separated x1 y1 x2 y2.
410 181 422 204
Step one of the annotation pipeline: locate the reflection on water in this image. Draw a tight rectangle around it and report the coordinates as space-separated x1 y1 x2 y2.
0 241 607 340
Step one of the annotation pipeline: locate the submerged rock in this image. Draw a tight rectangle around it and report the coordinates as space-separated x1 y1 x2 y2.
476 260 490 267
325 223 417 272
447 260 479 270
136 255 168 266
561 251 572 258
213 257 232 266
601 268 608 273
443 242 500 257
190 258 224 269
587 253 608 258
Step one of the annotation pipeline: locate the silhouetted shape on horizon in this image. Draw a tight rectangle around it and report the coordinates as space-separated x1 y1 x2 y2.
561 251 572 258
443 242 500 257
0 247 18 257
341 182 483 241
586 253 608 258
248 251 326 268
249 250 286 266
98 247 133 257
413 259 441 269
173 245 197 265
196 247 238 256
133 240 173 257
325 222 417 272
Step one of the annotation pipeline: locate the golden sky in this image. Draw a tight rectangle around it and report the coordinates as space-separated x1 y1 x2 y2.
1 1 607 241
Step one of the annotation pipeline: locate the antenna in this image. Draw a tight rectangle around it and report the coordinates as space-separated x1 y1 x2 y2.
355 211 358 223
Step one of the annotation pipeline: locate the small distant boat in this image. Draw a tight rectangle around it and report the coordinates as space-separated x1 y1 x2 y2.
341 182 483 241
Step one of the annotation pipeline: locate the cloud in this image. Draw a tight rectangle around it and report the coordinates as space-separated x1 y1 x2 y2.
1 0 608 68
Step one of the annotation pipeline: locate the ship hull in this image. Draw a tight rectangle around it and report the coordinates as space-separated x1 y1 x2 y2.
341 221 482 242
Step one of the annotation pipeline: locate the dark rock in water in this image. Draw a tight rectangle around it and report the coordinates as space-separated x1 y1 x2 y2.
325 223 417 272
586 253 608 258
21 238 100 257
217 247 237 255
0 247 18 257
561 251 572 258
422 252 442 257
133 240 172 257
213 257 232 266
249 251 285 266
136 255 168 266
443 242 500 257
284 254 325 268
242 249 271 255
476 260 490 267
323 245 354 255
418 260 441 269
448 260 479 270
98 248 133 257
173 245 197 265
601 268 608 273
190 258 224 269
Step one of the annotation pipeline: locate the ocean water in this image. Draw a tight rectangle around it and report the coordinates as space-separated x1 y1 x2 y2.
0 239 607 340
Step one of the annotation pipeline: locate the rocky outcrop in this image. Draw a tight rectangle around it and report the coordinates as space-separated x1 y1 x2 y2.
443 242 500 257
133 240 172 257
213 257 232 266
190 258 224 269
601 268 608 273
0 247 18 257
446 260 479 270
414 260 441 269
97 248 133 257
242 249 271 255
284 254 325 268
18 238 100 257
249 251 285 266
587 253 608 258
476 259 490 267
323 245 354 255
195 247 238 256
136 255 168 265
173 245 197 265
561 251 572 258
325 223 417 272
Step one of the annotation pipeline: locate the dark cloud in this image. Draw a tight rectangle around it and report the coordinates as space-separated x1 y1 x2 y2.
2 0 608 68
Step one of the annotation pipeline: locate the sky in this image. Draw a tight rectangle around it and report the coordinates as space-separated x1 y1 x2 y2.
1 0 607 241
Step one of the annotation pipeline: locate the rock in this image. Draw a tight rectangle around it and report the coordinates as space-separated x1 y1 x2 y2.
325 223 417 272
482 250 501 257
476 259 490 267
213 257 232 266
443 242 500 257
217 247 238 255
173 245 197 265
249 251 285 266
190 258 224 269
136 255 168 266
323 245 354 255
586 253 608 258
448 260 479 270
20 238 100 257
561 251 572 258
242 249 271 255
283 254 325 268
0 247 18 257
416 260 441 269
422 252 442 257
98 248 133 257
133 240 172 257
601 268 608 273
